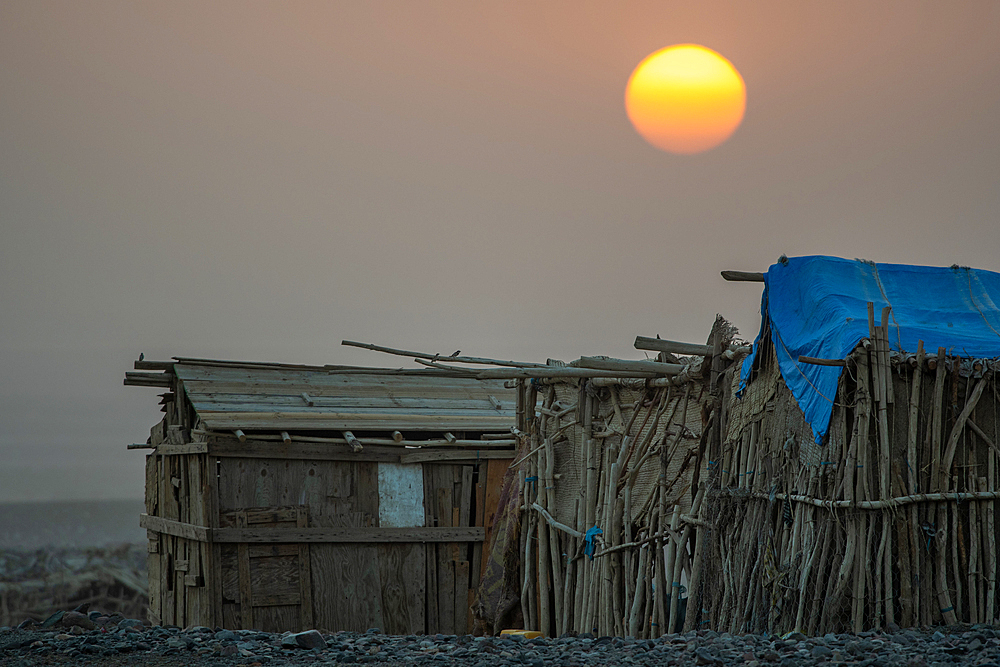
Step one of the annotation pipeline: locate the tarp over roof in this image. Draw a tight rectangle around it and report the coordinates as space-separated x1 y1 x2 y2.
739 255 1000 445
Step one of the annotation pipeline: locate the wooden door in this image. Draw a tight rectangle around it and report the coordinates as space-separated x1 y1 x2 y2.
219 507 313 632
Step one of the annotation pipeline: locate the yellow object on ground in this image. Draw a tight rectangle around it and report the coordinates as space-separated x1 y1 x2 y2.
500 630 543 639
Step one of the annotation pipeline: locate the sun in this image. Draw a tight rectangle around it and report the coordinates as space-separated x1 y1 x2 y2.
625 44 746 155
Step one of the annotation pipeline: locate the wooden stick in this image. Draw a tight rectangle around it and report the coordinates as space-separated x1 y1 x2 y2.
930 349 947 495
940 375 990 489
721 270 765 282
341 339 549 368
969 471 981 624
877 308 895 627
797 356 847 367
341 431 363 453
683 483 708 631
907 342 924 624
574 356 686 376
669 486 704 632
718 488 1000 510
893 470 914 628
561 498 579 635
572 497 585 632
852 513 869 632
807 513 834 636
642 511 656 637
852 349 873 632
628 544 648 637
543 438 564 633
986 458 997 622
478 367 666 380
519 469 532 630
951 474 963 621
634 336 712 357
531 503 583 539
535 442 551 635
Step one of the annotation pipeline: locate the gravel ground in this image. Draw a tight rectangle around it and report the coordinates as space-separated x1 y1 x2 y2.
4 614 1000 667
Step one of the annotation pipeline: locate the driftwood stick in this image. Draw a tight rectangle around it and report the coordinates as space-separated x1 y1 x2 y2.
719 489 1000 509
531 503 583 539
941 374 991 489
341 339 548 368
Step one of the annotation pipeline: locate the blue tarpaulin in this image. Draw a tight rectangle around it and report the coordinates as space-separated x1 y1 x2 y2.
739 256 1000 445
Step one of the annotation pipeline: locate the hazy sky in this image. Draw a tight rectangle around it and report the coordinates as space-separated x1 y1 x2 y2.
2 2 999 502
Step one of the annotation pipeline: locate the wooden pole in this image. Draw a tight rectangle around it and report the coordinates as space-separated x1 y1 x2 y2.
720 270 765 282
683 483 709 631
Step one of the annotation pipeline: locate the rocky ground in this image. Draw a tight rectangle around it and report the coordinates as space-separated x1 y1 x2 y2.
4 612 1000 667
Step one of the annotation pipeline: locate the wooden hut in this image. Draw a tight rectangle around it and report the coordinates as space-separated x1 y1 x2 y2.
125 356 517 634
470 320 747 638
700 256 1000 635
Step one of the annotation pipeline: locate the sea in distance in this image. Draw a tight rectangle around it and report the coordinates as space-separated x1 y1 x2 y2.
0 499 146 550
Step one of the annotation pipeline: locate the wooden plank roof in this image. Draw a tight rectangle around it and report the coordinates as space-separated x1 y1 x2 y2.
171 362 516 433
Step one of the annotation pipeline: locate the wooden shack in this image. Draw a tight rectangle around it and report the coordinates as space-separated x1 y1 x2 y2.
125 356 516 634
468 320 746 638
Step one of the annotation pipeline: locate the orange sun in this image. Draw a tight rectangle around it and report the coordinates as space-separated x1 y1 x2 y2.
625 44 746 155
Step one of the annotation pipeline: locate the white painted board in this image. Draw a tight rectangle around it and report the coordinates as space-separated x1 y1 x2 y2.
377 462 425 527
